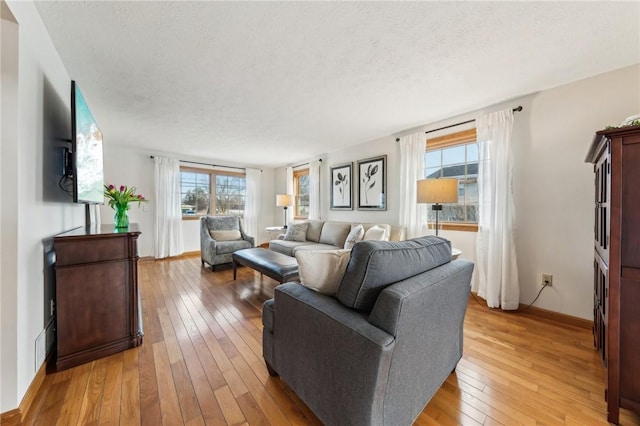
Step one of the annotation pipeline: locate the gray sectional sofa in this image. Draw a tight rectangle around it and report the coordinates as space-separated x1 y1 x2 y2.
268 220 406 256
262 236 474 425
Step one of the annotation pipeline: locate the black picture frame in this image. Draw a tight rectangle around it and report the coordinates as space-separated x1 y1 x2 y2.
330 162 353 210
357 155 387 211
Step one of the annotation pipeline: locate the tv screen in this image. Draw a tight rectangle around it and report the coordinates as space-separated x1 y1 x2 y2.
71 81 104 204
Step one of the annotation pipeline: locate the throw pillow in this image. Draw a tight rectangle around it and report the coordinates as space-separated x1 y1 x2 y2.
363 225 386 241
295 249 351 296
210 229 242 241
344 224 365 250
283 222 309 242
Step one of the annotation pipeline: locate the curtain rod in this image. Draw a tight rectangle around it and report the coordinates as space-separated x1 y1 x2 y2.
149 156 262 172
423 106 523 136
292 158 323 169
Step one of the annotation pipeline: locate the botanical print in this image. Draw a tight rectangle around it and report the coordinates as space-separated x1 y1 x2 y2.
358 155 386 211
330 163 352 210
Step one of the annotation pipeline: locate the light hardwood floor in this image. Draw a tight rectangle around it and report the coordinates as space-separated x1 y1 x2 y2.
21 256 640 425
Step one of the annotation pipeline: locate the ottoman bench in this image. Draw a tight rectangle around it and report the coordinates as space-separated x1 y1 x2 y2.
232 248 299 284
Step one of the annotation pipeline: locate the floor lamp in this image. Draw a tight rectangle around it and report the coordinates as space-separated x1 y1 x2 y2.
417 178 458 236
276 194 294 229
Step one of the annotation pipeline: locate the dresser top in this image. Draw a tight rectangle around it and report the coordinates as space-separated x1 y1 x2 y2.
54 223 141 239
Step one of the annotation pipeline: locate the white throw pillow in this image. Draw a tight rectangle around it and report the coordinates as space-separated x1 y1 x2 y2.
295 250 351 296
344 224 365 249
363 225 386 241
210 229 242 241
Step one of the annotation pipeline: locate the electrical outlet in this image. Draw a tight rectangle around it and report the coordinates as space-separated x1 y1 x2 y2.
50 299 55 316
542 273 553 287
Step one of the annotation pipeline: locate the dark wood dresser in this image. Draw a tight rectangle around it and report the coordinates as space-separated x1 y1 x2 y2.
54 224 143 370
586 124 640 424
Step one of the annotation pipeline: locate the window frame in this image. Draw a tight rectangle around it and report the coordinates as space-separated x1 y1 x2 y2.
293 168 310 220
425 128 479 232
180 166 246 220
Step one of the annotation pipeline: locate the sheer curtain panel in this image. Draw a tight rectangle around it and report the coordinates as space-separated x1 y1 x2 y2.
308 160 321 220
475 108 519 310
244 168 261 243
154 156 184 259
399 132 426 238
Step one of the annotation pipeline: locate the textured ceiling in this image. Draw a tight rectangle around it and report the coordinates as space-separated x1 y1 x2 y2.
34 1 639 168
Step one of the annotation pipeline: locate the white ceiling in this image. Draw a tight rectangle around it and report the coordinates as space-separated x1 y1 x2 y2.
34 1 639 168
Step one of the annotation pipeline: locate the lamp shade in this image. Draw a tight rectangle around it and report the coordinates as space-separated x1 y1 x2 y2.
417 178 458 204
276 194 294 207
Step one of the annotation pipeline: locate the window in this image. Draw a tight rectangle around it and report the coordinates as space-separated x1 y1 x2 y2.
424 129 478 230
180 167 246 219
293 169 310 219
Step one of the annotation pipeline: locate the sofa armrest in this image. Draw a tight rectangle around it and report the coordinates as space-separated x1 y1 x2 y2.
369 260 473 337
199 219 217 250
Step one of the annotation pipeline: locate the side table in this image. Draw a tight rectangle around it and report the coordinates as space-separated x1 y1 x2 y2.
265 226 285 240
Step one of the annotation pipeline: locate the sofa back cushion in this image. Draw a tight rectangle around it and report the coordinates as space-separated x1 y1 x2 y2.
337 236 452 312
305 220 325 243
319 222 351 247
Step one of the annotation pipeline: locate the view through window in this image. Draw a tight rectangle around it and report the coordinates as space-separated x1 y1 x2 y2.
294 169 310 219
424 129 478 224
180 168 246 218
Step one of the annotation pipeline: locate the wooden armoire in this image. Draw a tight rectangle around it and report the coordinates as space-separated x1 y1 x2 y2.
585 124 640 424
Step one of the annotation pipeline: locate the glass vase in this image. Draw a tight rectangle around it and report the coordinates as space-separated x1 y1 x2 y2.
114 205 129 229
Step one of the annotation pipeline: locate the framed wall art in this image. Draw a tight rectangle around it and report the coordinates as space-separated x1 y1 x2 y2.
330 162 353 210
357 155 386 211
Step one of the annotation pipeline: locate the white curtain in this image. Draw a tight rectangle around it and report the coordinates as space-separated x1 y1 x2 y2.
475 108 519 310
308 160 321 220
154 156 184 259
398 132 426 238
285 166 294 225
244 168 261 243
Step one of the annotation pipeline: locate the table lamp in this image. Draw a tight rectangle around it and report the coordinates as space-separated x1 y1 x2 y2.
276 194 294 229
417 178 458 236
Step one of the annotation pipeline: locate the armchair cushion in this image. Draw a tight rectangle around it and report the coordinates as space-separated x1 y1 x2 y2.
210 229 242 241
337 236 452 312
216 240 252 255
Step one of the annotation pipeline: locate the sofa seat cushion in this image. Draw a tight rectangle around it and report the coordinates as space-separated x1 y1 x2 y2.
319 222 351 247
216 239 252 255
337 236 452 312
269 240 315 257
292 243 342 254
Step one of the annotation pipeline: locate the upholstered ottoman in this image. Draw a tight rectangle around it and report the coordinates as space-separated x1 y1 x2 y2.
232 248 299 283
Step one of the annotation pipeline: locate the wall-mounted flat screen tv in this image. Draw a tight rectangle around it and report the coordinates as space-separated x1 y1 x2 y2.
71 80 104 204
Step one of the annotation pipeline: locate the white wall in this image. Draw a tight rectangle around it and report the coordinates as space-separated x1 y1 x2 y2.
274 64 640 320
514 65 639 319
1 0 86 411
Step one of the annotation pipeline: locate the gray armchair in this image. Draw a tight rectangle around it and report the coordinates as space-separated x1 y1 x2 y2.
262 236 474 426
200 216 254 269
